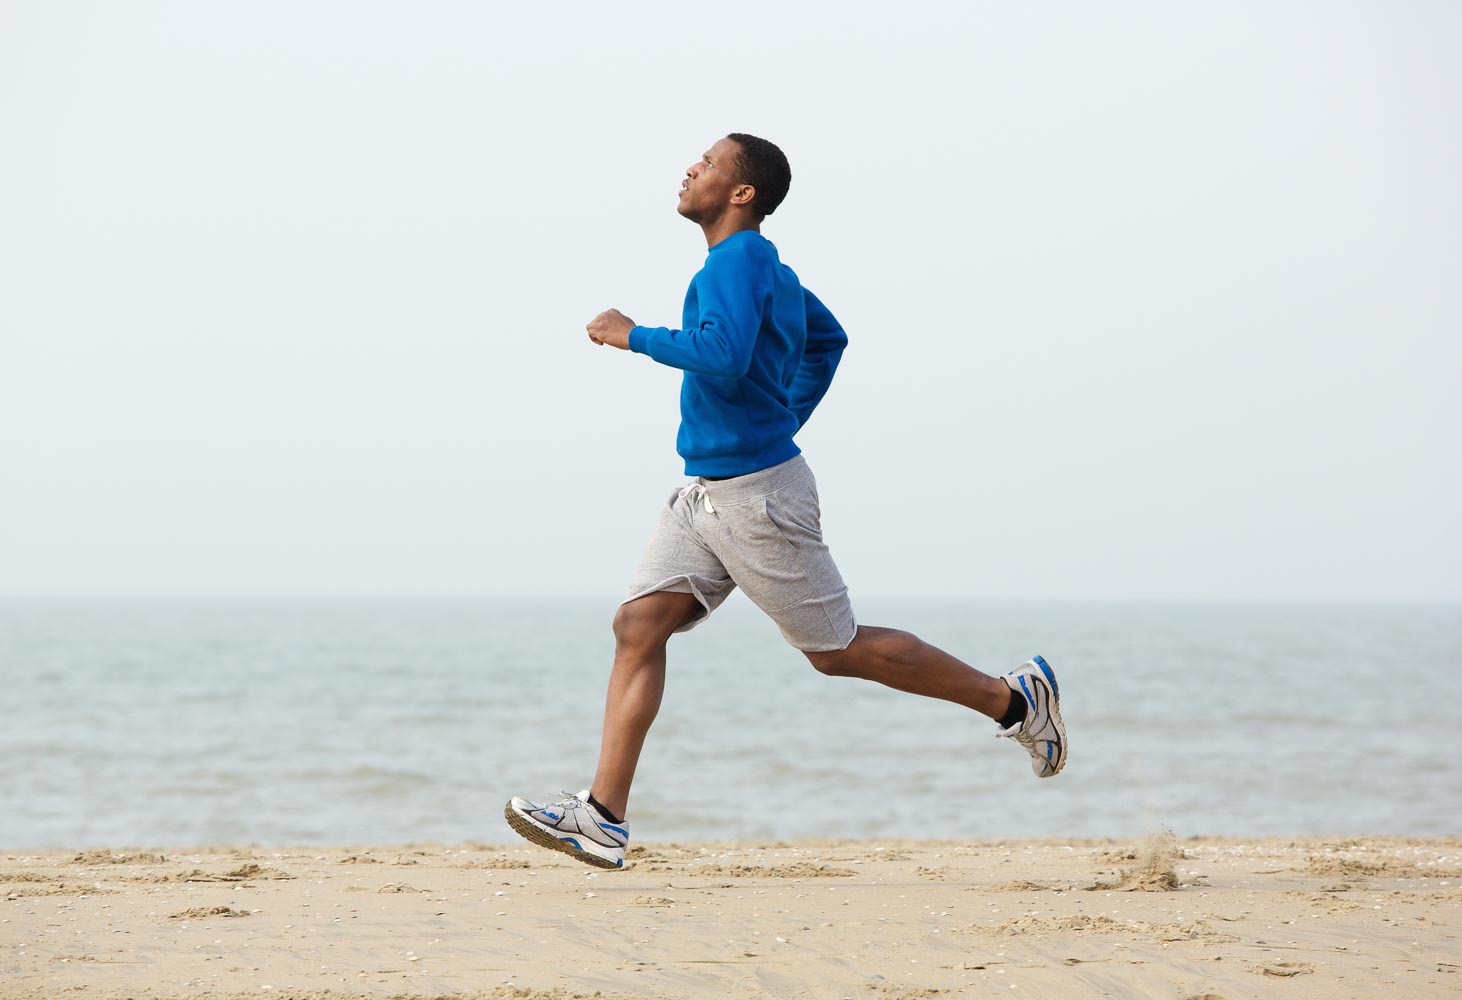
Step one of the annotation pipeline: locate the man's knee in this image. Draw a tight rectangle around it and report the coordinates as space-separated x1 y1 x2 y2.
805 627 914 677
612 604 669 653
612 593 697 652
805 647 853 676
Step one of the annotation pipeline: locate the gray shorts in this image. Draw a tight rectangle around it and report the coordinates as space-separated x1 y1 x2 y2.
624 454 858 652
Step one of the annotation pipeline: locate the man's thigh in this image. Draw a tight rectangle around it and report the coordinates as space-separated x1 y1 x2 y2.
712 483 857 653
623 486 736 634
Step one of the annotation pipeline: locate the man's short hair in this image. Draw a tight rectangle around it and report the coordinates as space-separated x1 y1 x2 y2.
726 133 791 219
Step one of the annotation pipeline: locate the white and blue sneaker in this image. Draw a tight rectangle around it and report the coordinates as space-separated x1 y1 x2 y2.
997 655 1067 778
505 790 628 870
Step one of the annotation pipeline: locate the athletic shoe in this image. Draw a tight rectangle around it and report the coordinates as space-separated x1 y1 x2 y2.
504 790 628 870
996 655 1067 778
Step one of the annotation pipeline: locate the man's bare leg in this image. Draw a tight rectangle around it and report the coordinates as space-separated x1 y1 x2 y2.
804 625 1014 718
588 590 702 821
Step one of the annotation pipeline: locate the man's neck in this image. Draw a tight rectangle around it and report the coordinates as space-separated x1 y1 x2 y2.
701 217 761 248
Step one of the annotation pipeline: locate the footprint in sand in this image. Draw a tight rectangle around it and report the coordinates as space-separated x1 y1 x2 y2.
1252 960 1314 977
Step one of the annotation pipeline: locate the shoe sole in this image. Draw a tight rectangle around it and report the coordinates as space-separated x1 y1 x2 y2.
1029 655 1067 777
503 802 623 870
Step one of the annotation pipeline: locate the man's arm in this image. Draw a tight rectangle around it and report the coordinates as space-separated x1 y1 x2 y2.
788 287 847 429
587 247 769 378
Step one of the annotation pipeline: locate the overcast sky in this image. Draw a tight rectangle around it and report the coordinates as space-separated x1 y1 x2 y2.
1 1 1457 603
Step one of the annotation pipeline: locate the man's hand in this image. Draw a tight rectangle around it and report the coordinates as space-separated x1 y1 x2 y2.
587 308 635 350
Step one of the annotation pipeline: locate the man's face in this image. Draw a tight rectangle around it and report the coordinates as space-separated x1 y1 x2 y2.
677 137 745 223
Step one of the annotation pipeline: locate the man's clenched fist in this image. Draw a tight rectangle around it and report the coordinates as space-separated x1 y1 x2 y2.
586 308 635 350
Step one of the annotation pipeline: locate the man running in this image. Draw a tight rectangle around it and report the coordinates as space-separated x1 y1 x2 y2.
506 134 1065 869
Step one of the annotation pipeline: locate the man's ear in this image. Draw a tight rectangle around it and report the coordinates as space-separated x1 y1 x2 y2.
729 183 757 208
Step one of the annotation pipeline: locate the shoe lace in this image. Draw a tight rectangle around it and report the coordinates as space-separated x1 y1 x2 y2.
678 481 715 513
996 721 1036 749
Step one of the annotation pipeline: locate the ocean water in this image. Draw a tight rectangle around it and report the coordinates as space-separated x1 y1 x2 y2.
1 598 1458 850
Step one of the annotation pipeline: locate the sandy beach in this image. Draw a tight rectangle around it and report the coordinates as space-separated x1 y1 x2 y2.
1 834 1457 999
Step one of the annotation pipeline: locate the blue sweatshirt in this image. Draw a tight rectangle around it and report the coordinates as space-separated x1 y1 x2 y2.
628 230 848 477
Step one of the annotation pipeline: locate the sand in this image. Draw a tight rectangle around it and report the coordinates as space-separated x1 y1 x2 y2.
2 835 1458 999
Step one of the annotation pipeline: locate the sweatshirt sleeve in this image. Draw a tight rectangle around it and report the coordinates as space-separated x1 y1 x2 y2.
628 245 769 378
788 286 847 429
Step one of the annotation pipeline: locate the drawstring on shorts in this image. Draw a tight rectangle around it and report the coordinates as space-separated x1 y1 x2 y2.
678 481 715 514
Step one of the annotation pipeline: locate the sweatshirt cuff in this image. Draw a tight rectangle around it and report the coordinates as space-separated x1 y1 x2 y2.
628 326 651 355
